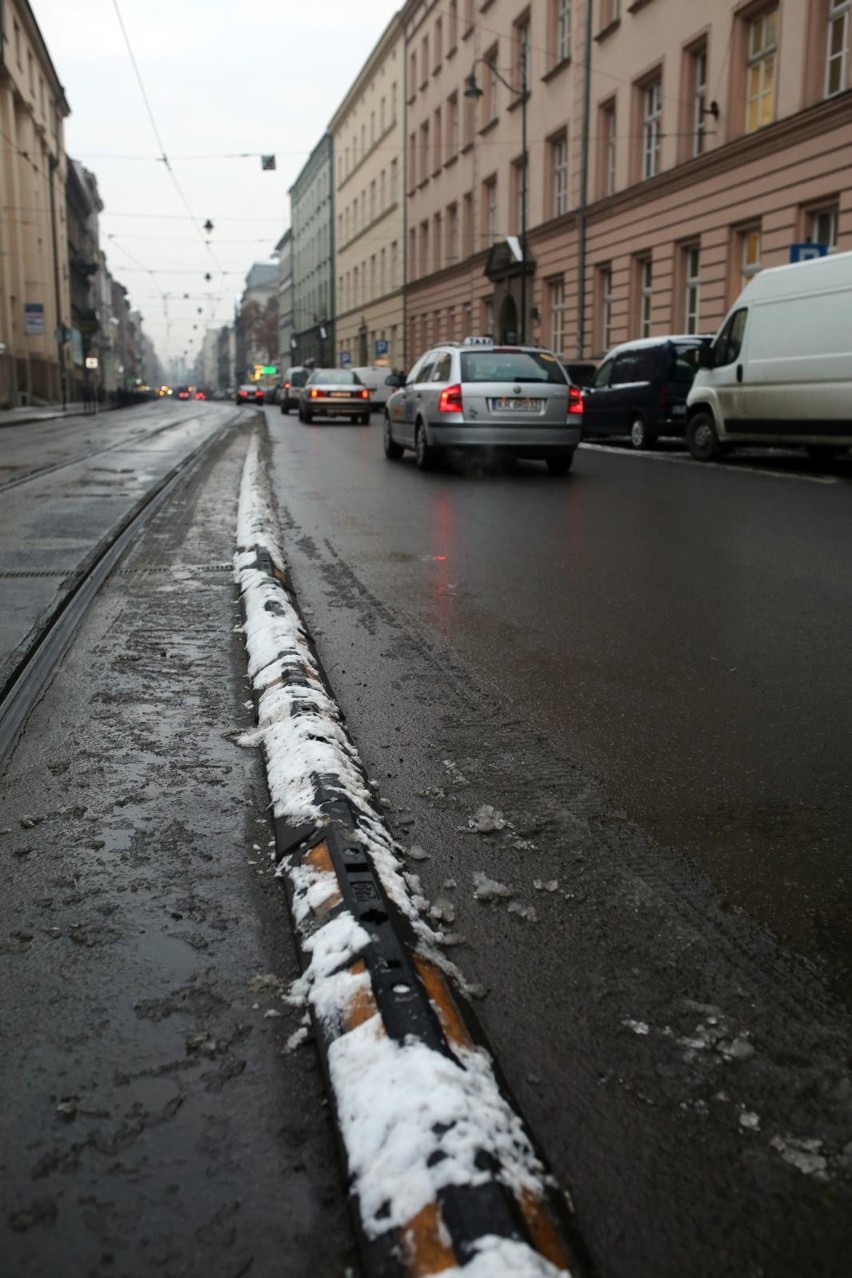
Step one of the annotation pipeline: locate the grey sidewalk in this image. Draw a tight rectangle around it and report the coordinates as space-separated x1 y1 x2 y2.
0 404 88 429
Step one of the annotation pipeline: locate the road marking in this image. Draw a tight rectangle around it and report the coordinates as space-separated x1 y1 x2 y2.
580 442 844 484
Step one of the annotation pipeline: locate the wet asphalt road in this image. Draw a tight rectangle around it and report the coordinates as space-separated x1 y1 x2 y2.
264 406 852 1276
265 409 852 991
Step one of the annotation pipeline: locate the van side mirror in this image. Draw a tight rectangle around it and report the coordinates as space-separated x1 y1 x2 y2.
698 343 714 370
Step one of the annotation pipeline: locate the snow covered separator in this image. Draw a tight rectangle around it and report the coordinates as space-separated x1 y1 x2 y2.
234 430 588 1278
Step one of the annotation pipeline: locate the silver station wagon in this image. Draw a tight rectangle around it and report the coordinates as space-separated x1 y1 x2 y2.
383 339 583 472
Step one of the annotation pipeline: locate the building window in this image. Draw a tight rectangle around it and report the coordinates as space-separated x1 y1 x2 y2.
463 192 474 255
826 0 851 96
449 0 458 49
599 266 613 351
641 77 662 179
745 9 777 133
420 121 430 182
637 257 652 337
515 14 531 89
809 204 839 249
483 297 495 338
448 92 460 156
691 44 709 157
600 0 620 29
485 47 500 122
513 157 527 236
554 0 572 63
433 213 443 271
409 51 417 96
683 246 700 333
391 240 399 288
739 225 762 289
447 203 459 261
420 220 430 276
549 278 566 354
370 179 377 221
435 17 443 69
391 158 399 203
434 107 443 171
551 133 568 216
421 35 430 85
600 99 617 196
484 178 498 244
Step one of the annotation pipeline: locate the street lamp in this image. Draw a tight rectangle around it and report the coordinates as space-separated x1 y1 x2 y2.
464 54 529 343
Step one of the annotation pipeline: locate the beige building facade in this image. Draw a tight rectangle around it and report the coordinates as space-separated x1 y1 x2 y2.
0 0 70 406
400 0 852 366
330 12 405 370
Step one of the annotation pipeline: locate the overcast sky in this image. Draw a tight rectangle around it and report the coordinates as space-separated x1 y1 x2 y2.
33 0 399 370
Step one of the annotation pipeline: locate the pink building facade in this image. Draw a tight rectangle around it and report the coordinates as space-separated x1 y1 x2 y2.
400 0 852 366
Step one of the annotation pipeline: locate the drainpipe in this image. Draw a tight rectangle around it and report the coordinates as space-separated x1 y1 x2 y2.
576 0 593 357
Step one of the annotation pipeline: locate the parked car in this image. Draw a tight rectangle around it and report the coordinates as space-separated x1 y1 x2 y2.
279 367 309 414
582 336 711 449
686 250 852 462
236 384 264 405
348 366 396 411
383 338 583 473
175 386 191 400
298 369 371 423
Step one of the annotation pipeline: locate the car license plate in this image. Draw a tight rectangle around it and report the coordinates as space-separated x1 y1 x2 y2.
331 391 350 398
490 397 541 411
671 405 685 416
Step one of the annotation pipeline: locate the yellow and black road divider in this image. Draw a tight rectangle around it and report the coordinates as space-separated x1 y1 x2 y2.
236 505 592 1276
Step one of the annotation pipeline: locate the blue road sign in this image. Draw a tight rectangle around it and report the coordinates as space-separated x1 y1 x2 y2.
374 339 388 357
790 243 829 263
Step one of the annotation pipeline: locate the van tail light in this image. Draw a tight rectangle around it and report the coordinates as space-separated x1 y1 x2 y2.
439 383 463 413
658 385 668 412
568 386 584 416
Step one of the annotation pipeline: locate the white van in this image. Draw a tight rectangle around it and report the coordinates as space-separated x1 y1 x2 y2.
349 366 397 411
685 251 852 462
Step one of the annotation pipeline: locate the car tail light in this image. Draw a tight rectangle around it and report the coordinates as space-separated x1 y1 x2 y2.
658 385 668 411
438 383 463 413
284 381 290 390
360 388 369 400
310 387 319 398
568 386 583 416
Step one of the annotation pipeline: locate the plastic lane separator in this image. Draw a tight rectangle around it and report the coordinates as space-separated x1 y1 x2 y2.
233 430 592 1278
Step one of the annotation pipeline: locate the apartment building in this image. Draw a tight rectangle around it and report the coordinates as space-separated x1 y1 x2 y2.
290 134 335 366
0 0 70 406
330 11 405 370
401 0 852 364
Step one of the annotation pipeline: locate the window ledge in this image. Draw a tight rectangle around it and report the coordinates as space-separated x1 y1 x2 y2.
443 153 459 169
447 44 457 61
628 0 654 12
595 18 621 43
480 117 500 136
542 56 571 84
462 25 474 41
461 140 474 154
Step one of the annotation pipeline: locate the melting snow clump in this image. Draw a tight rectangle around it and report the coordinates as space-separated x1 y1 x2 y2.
472 872 514 902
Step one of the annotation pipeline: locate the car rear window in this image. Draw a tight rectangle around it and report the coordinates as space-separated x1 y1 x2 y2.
290 370 308 387
314 369 358 384
460 350 567 384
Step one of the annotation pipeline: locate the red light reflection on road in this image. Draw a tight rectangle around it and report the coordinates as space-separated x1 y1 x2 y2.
430 493 456 634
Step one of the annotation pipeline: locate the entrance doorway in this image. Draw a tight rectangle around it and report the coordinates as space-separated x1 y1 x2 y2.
498 293 519 343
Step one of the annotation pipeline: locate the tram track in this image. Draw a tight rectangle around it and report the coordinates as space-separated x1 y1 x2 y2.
0 407 203 495
0 410 244 764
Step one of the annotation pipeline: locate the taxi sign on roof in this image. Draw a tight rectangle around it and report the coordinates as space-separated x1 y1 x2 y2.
462 335 493 345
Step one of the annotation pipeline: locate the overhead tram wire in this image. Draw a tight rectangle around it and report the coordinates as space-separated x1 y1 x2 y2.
110 0 227 283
